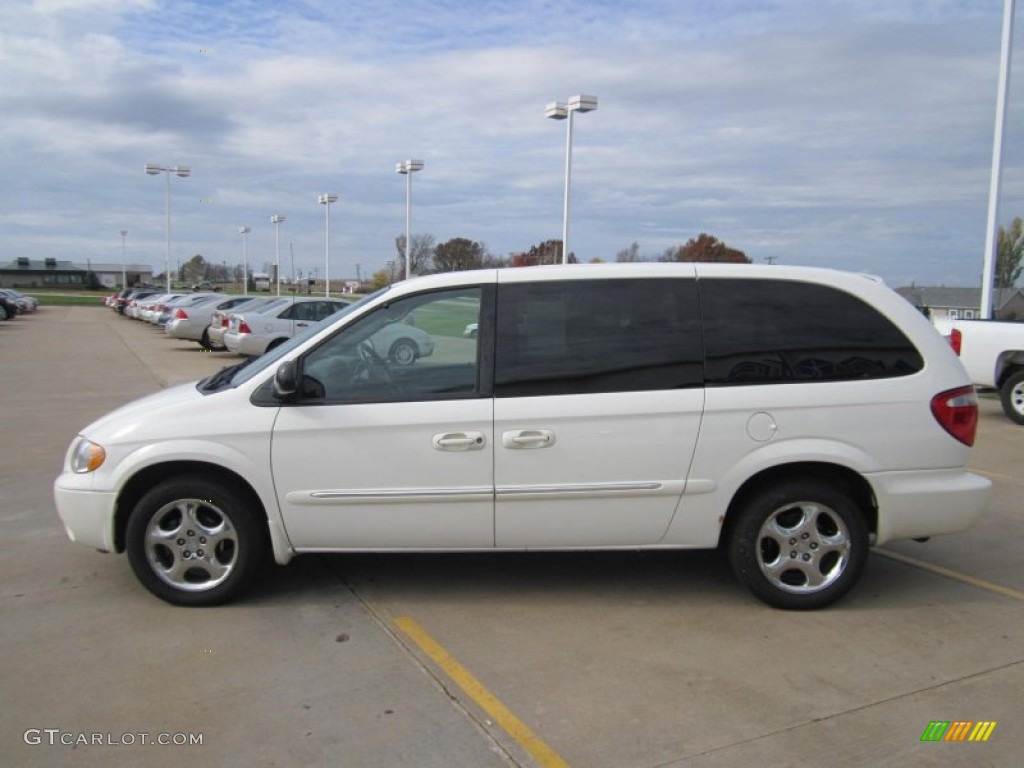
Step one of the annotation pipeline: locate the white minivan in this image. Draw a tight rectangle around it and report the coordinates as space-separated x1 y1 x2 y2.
54 264 990 609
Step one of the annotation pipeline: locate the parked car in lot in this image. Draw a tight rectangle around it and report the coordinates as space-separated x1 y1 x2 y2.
165 294 253 348
206 296 277 350
223 297 349 356
145 293 195 325
0 294 19 320
130 292 182 321
154 292 220 327
117 289 159 316
54 264 990 609
0 289 38 312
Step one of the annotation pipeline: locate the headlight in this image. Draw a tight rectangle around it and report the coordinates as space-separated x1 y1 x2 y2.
70 438 106 474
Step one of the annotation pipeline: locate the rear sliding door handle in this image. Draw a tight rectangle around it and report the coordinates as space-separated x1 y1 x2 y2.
433 432 486 452
502 429 556 449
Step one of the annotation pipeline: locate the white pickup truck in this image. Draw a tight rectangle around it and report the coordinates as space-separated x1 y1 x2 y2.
944 319 1024 424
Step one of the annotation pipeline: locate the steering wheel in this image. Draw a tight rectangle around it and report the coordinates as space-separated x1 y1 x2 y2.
356 340 396 390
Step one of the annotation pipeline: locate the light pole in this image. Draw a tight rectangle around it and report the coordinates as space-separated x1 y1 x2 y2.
545 94 598 264
119 230 128 288
238 226 251 295
144 164 190 292
981 0 1016 318
395 159 424 279
270 215 286 296
318 194 338 297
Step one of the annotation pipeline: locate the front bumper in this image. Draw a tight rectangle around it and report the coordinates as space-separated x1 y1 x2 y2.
53 480 118 553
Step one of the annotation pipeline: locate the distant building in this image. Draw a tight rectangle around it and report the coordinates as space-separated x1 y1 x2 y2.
0 257 153 289
85 262 154 288
896 285 1024 322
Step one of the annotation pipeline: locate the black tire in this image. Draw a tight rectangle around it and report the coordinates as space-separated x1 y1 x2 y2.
727 479 868 610
999 369 1024 425
199 329 213 350
125 476 267 606
265 337 286 353
388 338 418 366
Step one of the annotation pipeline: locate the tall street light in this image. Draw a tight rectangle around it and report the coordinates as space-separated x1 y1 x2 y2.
270 215 286 296
119 230 128 289
395 159 424 280
981 0 1016 318
545 94 598 264
144 164 191 292
318 194 338 297
238 226 251 295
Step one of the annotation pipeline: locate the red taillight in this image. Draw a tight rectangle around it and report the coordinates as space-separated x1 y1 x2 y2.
174 308 188 319
949 328 962 356
930 386 978 446
220 315 229 327
238 320 252 334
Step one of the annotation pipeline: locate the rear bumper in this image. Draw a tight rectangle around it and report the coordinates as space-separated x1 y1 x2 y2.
225 333 269 356
870 468 991 545
207 326 227 349
165 319 202 341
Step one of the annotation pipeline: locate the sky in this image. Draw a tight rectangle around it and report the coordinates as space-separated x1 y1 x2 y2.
2 0 1022 288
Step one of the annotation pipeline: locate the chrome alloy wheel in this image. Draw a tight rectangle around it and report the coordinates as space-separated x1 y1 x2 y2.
755 501 852 594
143 498 238 592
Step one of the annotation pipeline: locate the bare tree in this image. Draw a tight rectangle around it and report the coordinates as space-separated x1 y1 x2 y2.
616 241 642 262
394 233 436 276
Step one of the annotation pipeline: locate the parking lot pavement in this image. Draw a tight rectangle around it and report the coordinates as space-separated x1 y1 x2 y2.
3 306 1022 767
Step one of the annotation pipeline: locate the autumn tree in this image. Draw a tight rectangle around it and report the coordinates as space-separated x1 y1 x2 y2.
433 237 489 272
660 234 750 263
509 239 575 267
996 217 1023 289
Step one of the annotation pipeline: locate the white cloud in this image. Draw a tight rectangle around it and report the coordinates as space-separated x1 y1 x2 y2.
0 0 1020 286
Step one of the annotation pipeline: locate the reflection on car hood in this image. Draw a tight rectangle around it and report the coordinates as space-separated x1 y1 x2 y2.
79 382 207 442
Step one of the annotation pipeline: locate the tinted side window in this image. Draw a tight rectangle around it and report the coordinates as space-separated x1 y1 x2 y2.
495 279 702 397
701 278 923 385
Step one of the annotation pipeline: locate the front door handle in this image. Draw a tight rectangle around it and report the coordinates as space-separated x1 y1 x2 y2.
433 432 486 452
502 430 556 449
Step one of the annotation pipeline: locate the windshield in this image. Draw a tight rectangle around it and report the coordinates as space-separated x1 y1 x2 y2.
198 289 388 393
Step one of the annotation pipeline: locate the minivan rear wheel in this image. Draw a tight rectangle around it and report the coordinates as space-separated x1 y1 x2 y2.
728 479 868 609
125 476 266 606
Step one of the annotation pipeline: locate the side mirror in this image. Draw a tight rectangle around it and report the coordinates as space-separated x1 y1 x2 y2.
273 360 298 398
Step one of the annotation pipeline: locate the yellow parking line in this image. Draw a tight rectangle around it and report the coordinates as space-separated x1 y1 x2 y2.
874 549 1024 601
394 616 570 768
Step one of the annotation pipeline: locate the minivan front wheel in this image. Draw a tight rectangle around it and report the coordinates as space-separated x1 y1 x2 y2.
125 477 266 606
728 479 868 609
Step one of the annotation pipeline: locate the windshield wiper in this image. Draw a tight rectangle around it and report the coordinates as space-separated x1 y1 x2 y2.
198 360 249 393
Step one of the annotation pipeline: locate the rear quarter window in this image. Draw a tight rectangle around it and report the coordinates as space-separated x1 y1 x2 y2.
700 278 923 385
